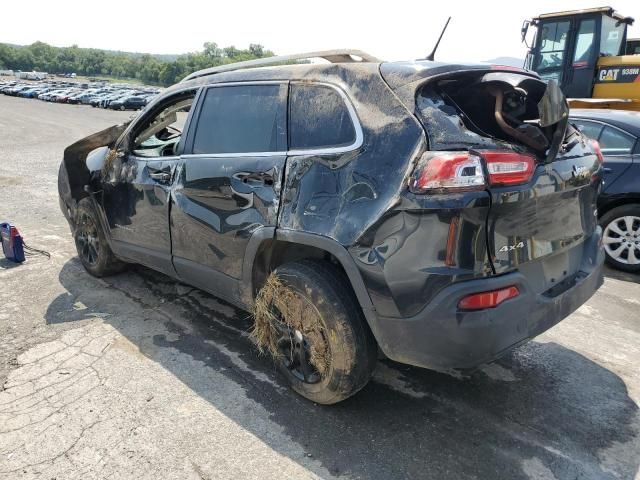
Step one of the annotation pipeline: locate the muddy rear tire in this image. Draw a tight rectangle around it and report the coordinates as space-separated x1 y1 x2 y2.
259 260 378 404
74 197 126 277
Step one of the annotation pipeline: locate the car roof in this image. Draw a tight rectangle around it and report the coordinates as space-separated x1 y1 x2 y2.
171 61 382 94
169 58 533 99
181 49 381 82
570 109 640 138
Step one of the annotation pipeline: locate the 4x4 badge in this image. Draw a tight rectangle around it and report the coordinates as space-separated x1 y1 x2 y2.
499 242 525 252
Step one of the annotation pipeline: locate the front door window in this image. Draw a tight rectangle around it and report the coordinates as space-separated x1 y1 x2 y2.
131 93 196 158
534 20 570 83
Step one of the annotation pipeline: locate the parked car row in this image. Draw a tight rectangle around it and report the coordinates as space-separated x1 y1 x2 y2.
0 80 159 110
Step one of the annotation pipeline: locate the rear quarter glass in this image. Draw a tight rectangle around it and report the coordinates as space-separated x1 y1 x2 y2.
289 84 356 150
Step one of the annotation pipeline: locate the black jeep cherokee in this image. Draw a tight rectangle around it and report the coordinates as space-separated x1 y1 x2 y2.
58 50 605 404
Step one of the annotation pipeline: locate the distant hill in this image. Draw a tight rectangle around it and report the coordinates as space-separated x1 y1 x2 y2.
484 56 525 68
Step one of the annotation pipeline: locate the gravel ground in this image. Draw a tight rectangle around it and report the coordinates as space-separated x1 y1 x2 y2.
0 94 639 480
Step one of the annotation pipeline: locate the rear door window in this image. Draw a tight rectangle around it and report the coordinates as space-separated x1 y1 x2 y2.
598 126 636 155
289 84 357 150
192 84 286 154
572 119 603 140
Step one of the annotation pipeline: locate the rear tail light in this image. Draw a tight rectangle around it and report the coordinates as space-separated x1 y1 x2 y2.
410 150 536 194
590 140 604 165
458 286 520 310
482 151 535 187
410 152 485 193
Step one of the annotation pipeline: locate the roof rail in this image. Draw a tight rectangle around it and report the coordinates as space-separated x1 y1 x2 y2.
181 49 381 82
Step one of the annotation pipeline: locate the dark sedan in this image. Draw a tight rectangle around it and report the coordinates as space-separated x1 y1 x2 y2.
571 109 640 272
109 95 147 110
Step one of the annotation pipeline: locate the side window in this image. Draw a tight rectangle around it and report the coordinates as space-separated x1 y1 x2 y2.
573 120 603 140
289 84 357 150
599 126 636 155
131 91 196 158
534 20 570 81
600 16 625 57
572 19 595 66
192 84 285 154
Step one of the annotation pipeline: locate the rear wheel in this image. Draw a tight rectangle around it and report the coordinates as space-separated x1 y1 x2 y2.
600 204 640 272
253 260 377 404
74 198 126 277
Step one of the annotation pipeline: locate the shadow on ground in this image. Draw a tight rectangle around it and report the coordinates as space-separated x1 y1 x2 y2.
0 258 21 270
45 259 640 480
604 265 640 284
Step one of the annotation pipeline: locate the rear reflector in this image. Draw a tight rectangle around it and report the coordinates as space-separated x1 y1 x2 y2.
458 286 520 310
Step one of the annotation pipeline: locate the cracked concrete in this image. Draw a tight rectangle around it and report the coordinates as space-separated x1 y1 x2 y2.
1 94 639 479
0 318 329 479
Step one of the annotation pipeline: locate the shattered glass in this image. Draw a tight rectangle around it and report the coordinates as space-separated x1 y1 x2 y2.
416 91 498 150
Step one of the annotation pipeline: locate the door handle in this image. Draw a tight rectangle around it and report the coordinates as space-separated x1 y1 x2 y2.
147 166 172 183
232 172 274 186
602 167 613 174
149 171 171 182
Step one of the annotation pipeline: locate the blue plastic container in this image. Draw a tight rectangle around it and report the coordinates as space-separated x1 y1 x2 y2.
0 222 25 263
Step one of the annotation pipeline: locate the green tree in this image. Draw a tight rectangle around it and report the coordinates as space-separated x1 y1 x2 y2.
249 44 264 58
0 40 274 86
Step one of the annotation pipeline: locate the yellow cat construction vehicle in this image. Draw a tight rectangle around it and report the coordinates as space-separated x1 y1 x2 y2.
522 7 640 110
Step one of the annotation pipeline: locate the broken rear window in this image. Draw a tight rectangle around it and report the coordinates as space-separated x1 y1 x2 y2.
416 89 497 151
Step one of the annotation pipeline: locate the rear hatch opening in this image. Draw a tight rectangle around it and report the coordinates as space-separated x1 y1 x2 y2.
415 71 568 157
405 69 602 289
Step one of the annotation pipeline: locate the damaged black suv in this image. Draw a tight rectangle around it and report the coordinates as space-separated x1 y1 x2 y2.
59 50 604 404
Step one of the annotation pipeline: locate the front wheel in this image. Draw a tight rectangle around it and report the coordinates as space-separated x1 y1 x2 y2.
74 198 126 277
600 204 640 272
252 260 378 404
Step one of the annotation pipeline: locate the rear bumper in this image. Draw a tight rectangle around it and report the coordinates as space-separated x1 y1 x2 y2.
370 231 604 371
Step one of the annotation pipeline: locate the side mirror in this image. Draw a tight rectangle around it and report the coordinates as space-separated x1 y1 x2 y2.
521 20 530 44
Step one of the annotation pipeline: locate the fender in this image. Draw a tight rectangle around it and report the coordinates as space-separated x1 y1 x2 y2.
240 228 378 327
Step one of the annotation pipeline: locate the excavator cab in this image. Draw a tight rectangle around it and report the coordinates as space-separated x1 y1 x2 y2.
523 7 639 109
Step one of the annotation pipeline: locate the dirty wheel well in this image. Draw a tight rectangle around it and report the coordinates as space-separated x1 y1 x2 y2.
252 240 351 298
598 196 640 219
250 239 380 355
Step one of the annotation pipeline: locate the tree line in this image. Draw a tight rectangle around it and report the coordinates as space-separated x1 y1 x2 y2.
0 41 273 86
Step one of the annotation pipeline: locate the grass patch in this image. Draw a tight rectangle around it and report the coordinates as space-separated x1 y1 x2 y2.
251 273 330 377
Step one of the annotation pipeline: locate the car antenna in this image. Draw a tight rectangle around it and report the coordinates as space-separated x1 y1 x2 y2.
423 16 452 61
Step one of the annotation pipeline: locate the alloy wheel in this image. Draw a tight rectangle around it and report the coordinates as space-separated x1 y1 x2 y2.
76 213 100 266
603 215 640 265
272 305 324 385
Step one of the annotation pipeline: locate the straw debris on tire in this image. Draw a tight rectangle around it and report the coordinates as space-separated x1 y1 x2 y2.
251 273 330 377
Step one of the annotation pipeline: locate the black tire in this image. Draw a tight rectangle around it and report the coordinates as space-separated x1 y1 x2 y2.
599 203 640 273
263 259 378 404
74 198 126 277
